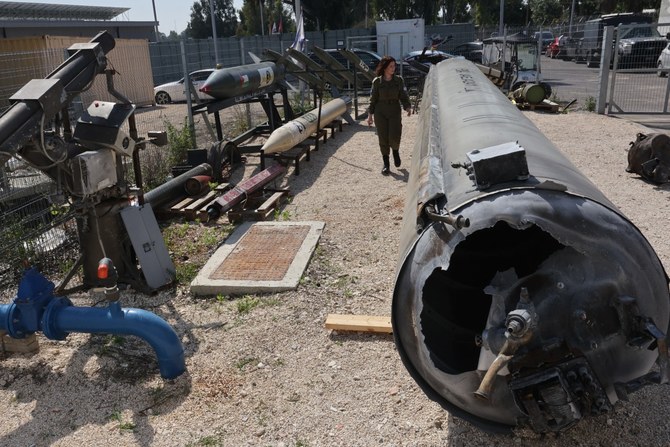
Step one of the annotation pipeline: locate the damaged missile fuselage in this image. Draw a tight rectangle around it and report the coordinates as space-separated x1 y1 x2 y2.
392 59 670 434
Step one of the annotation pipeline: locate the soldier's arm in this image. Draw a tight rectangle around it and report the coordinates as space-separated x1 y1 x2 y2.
369 77 380 115
398 76 411 111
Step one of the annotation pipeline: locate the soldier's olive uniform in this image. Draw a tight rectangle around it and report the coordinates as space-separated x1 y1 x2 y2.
369 75 411 157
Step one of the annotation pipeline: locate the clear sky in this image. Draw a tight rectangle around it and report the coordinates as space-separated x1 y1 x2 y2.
12 0 245 35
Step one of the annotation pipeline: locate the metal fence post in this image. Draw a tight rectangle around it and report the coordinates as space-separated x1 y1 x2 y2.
239 39 252 129
597 26 614 115
180 39 196 147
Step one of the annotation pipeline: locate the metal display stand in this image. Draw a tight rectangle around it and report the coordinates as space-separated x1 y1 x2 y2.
191 84 295 153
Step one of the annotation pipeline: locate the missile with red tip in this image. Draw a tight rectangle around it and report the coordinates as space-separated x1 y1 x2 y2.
199 62 285 100
261 96 351 154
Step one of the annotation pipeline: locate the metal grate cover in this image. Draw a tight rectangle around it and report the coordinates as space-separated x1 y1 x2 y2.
211 224 311 281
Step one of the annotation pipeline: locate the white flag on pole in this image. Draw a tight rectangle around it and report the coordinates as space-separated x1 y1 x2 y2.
291 7 305 52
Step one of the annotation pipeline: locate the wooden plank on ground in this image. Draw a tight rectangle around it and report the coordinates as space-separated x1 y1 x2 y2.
256 191 286 213
325 314 392 334
0 331 39 354
184 190 218 220
170 195 201 213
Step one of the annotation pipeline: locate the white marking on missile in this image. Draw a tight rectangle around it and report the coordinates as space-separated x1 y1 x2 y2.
258 67 274 87
262 97 351 154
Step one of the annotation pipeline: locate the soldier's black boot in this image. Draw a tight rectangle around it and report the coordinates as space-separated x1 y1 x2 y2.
382 155 390 175
392 150 401 168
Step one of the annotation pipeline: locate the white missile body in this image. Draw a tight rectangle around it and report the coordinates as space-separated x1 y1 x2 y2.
261 96 351 154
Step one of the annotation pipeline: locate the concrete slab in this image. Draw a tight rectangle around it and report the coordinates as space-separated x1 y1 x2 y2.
190 221 325 296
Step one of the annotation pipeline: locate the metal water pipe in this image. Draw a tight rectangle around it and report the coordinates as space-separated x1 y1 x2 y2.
0 267 186 380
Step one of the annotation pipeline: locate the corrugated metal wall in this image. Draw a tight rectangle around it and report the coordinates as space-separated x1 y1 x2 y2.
0 35 154 108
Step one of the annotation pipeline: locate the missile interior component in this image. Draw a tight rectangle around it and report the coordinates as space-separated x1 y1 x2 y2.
199 61 284 100
392 58 670 434
261 96 351 154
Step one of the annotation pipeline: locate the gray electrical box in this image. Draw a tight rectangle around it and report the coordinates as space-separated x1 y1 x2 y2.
74 101 136 156
120 204 175 290
466 142 529 189
71 149 117 196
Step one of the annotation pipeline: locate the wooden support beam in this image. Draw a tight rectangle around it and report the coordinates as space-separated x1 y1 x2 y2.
325 314 392 334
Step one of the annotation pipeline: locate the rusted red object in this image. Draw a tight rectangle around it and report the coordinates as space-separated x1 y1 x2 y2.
546 37 560 58
206 164 286 219
184 175 212 196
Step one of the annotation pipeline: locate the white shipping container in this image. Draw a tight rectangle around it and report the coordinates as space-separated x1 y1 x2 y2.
376 19 425 60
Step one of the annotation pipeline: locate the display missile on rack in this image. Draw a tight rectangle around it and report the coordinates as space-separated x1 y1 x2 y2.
261 96 351 154
199 61 285 100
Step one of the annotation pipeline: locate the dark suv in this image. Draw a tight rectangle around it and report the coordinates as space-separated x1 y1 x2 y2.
581 13 667 68
308 48 423 89
450 42 483 63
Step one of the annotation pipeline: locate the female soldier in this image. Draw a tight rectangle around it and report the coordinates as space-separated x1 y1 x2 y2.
367 56 412 175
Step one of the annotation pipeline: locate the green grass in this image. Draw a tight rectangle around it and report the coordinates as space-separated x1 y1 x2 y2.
176 263 200 284
235 357 258 370
233 295 281 315
584 96 596 112
236 295 260 314
186 435 224 446
109 410 136 432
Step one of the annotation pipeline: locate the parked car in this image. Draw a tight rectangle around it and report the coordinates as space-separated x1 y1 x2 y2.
308 48 421 88
403 49 452 66
401 49 452 87
450 42 484 63
533 31 554 50
154 69 216 104
546 37 561 58
309 48 381 72
657 42 670 76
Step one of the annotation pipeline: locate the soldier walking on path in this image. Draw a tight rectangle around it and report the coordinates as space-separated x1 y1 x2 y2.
367 56 412 175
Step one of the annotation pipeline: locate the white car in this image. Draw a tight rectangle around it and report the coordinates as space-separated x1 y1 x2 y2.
657 42 670 77
153 69 216 104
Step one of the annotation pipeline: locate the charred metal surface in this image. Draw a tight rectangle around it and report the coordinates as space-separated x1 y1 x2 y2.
626 132 670 183
392 58 670 434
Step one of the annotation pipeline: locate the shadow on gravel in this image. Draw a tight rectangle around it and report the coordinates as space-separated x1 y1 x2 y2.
230 120 369 200
327 331 394 344
0 345 192 447
0 293 200 447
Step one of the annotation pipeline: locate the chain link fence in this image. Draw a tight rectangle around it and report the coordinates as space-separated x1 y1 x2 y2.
3 19 663 290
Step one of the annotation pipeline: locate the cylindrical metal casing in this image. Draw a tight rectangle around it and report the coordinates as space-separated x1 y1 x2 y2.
199 62 284 100
392 59 670 432
143 163 212 209
184 175 212 196
261 97 351 154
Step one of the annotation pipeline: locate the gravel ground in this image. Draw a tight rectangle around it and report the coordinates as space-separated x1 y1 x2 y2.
1 109 670 447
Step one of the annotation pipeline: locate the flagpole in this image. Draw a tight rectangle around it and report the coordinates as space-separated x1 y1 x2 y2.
259 0 265 36
210 0 220 65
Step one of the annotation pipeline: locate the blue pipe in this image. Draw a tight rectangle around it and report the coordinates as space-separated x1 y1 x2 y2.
0 268 185 380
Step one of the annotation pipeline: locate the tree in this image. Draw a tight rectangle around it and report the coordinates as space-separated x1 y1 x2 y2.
238 0 295 36
440 0 472 24
301 0 367 30
528 0 563 25
186 0 238 39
